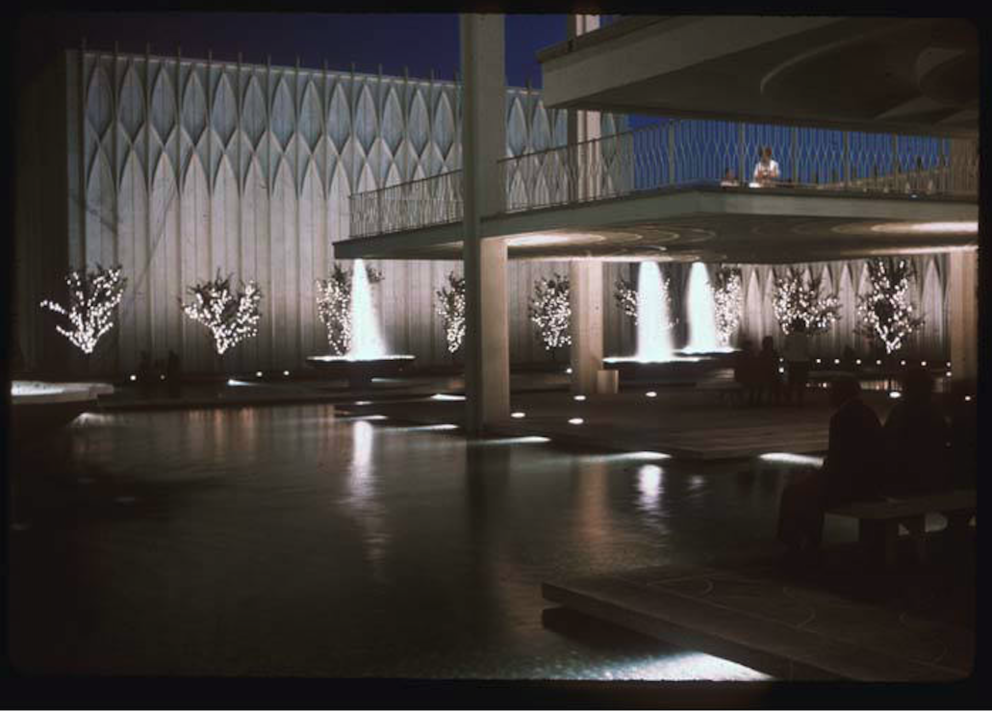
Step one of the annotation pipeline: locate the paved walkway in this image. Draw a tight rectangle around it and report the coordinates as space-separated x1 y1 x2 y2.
543 537 974 681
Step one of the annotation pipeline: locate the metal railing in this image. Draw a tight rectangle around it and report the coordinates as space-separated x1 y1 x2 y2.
349 170 463 238
500 120 979 213
348 121 978 238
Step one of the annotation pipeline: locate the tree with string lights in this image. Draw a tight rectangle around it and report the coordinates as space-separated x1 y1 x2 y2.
773 268 841 335
856 258 923 355
529 273 571 359
40 264 128 354
712 266 743 347
315 263 384 355
435 271 466 357
181 270 262 355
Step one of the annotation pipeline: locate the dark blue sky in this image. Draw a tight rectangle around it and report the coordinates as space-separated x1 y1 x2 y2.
16 13 571 89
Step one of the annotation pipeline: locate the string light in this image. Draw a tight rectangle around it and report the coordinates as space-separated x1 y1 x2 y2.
316 263 384 356
40 264 127 354
712 266 743 347
529 273 572 352
772 268 841 335
181 270 261 355
435 271 466 354
855 258 923 355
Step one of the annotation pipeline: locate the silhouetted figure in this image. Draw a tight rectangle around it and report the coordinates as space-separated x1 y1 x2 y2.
842 345 857 370
882 367 950 497
137 351 153 399
948 384 977 490
166 350 182 399
734 339 758 406
757 335 781 406
783 319 810 406
778 376 884 563
720 168 738 187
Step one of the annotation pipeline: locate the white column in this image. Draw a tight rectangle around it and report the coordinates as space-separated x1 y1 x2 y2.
566 14 611 395
461 14 510 433
947 249 978 392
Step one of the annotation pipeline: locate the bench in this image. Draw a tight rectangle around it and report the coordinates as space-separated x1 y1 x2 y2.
827 489 976 568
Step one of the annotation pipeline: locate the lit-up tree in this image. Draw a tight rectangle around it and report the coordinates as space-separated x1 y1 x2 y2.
40 264 127 354
529 273 571 358
315 263 384 355
435 271 466 356
181 270 262 355
856 258 923 355
773 268 841 335
712 266 743 347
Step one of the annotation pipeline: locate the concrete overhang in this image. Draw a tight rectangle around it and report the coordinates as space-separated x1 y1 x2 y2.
538 16 978 137
332 186 977 264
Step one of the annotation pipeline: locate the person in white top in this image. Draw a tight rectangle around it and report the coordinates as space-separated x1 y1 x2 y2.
783 318 811 406
752 146 781 187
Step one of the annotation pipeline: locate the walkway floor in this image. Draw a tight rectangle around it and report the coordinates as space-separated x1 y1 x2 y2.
544 536 975 681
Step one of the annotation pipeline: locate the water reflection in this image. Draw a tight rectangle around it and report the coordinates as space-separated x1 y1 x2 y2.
345 421 391 583
11 404 797 679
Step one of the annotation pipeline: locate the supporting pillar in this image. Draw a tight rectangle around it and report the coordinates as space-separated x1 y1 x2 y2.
569 261 605 394
947 249 978 393
566 14 611 395
461 14 509 434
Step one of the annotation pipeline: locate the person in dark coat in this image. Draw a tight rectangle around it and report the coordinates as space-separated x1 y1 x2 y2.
777 375 884 562
734 339 758 406
882 367 950 496
137 351 153 399
757 335 782 406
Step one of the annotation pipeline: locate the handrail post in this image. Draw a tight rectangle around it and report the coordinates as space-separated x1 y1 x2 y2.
842 131 850 189
737 123 746 186
667 121 676 185
791 126 798 185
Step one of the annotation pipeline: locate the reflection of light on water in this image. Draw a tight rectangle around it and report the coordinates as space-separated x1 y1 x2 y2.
608 651 772 681
430 393 466 401
759 452 824 467
636 464 664 510
471 436 551 445
348 421 391 582
682 263 721 354
403 424 459 431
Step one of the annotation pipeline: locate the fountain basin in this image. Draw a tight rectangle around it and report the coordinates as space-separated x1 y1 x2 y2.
603 354 731 384
306 355 416 390
11 381 115 443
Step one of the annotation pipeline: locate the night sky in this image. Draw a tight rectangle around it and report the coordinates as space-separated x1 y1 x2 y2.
15 12 573 90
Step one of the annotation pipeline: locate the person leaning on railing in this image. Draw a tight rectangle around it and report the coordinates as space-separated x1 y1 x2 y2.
751 146 780 187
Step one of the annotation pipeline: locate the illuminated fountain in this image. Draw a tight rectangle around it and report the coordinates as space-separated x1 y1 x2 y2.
306 259 415 389
605 262 720 382
680 262 733 355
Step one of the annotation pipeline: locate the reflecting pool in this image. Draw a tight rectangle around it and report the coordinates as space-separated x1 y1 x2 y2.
8 404 796 679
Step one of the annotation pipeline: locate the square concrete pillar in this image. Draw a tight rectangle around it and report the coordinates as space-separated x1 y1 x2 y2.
461 14 510 433
947 249 978 391
569 260 605 394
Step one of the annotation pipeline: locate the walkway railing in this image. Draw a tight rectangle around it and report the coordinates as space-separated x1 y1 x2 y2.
499 121 979 213
349 170 463 238
349 121 977 238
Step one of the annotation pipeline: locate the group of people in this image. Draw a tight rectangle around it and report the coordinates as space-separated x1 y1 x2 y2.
777 366 973 566
733 318 812 407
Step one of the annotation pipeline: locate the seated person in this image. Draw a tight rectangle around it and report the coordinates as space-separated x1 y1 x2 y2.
778 376 883 560
719 168 738 187
882 367 951 497
752 146 780 187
